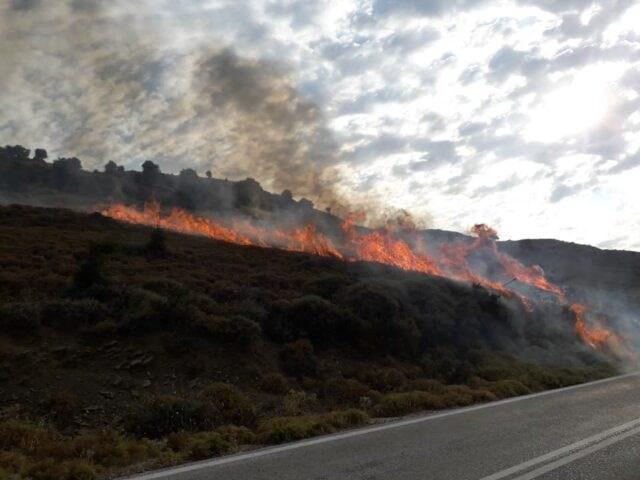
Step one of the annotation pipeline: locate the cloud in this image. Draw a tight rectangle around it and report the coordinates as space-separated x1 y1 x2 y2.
9 0 40 11
372 0 485 18
0 0 638 249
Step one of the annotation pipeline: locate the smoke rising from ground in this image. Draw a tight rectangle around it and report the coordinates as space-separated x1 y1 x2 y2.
0 1 380 218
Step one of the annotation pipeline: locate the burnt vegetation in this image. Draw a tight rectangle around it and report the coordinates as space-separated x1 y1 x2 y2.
0 204 616 479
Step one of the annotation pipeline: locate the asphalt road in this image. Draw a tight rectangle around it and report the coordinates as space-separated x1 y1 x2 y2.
124 372 640 480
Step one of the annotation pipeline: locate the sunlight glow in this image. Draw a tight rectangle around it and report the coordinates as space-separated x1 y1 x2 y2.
525 70 612 143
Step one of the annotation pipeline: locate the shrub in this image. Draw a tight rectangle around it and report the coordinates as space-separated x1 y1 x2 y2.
178 432 230 461
322 378 376 406
259 373 290 395
257 409 368 444
72 246 108 292
23 459 97 480
305 274 350 300
45 391 80 427
0 302 40 334
265 295 360 345
406 378 446 394
199 383 255 426
343 281 420 354
282 390 318 416
200 315 262 346
209 280 240 303
127 396 217 438
215 425 256 447
441 385 474 407
280 339 319 378
41 299 108 331
487 380 531 399
326 409 369 428
359 367 407 393
373 391 447 417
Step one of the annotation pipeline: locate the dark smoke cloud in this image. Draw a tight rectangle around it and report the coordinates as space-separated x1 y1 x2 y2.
0 1 358 216
194 49 345 211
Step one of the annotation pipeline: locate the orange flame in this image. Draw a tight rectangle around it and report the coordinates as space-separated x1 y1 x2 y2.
101 202 623 354
570 303 623 351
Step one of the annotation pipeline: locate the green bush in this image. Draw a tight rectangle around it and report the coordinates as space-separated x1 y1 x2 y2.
258 409 368 444
23 459 97 480
282 390 318 416
373 391 447 417
259 372 290 395
406 378 446 394
322 378 377 406
177 432 230 461
359 367 407 392
127 396 218 438
487 380 531 399
199 383 256 426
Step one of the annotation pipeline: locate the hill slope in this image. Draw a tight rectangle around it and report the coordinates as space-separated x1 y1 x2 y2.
0 205 615 480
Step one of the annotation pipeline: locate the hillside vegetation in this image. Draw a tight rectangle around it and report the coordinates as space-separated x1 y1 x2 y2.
0 205 616 479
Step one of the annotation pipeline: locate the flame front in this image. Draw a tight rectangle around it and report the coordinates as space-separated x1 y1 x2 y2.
102 202 623 354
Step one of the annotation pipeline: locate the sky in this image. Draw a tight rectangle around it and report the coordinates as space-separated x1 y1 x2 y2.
1 0 639 250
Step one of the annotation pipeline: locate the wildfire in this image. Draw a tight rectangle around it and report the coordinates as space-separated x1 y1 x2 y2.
102 202 622 354
571 304 612 348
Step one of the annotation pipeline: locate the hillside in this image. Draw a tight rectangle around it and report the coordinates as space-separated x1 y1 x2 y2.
0 205 616 480
3 145 639 305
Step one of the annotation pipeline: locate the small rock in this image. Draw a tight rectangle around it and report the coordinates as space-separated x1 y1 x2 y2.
142 380 151 388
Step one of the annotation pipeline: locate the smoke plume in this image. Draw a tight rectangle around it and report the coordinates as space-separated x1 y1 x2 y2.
0 1 361 215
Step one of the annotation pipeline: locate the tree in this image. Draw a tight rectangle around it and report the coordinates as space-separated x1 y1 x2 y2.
33 148 48 162
179 168 198 180
52 157 82 189
1 145 30 161
299 198 314 210
205 170 212 179
281 189 293 202
141 160 161 186
104 160 118 174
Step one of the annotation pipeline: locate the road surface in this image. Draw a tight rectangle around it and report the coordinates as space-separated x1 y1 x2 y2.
124 372 640 480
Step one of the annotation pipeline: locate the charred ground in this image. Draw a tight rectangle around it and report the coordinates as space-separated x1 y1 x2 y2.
0 205 615 480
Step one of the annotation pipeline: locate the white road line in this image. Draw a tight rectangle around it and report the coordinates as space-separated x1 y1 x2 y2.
121 372 639 480
509 424 640 480
478 417 640 480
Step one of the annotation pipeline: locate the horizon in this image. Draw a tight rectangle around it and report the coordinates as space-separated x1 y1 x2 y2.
3 143 637 253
